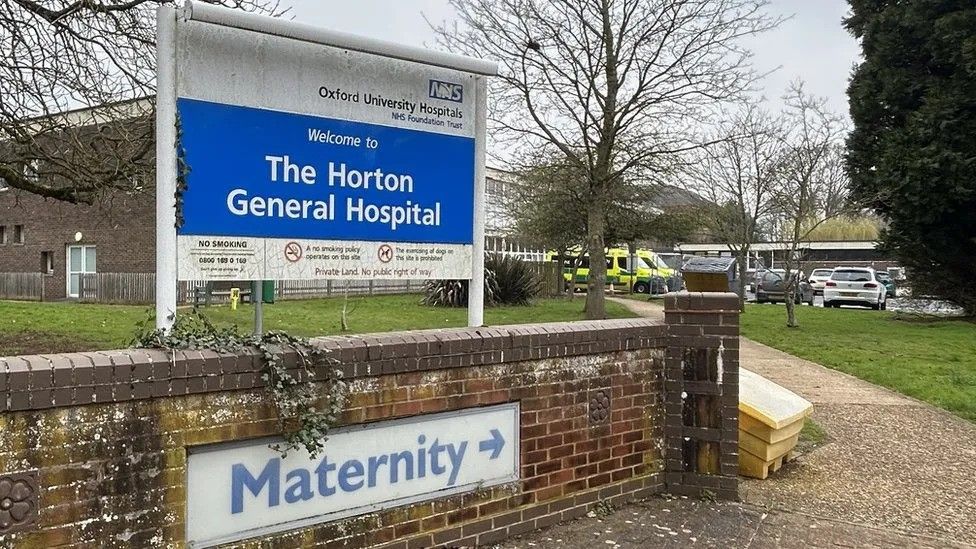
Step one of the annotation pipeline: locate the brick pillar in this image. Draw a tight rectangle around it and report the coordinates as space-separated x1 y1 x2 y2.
663 292 740 500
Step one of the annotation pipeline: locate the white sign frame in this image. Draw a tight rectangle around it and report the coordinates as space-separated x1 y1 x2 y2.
185 402 520 547
155 2 494 331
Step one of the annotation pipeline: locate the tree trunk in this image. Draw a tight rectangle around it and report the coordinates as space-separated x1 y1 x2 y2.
585 194 607 319
735 249 748 311
784 251 799 328
582 0 616 321
628 241 638 294
784 286 798 327
555 251 569 298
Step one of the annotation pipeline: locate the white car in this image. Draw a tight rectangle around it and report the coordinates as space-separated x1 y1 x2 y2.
823 267 887 310
807 268 834 295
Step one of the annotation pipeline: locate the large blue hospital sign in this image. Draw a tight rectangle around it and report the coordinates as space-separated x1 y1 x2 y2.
173 15 480 281
177 100 474 244
186 404 519 547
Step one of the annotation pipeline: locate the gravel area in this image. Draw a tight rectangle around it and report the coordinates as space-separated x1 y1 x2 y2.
886 297 967 316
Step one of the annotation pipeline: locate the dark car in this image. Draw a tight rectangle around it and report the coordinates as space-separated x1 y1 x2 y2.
755 269 815 305
875 270 897 298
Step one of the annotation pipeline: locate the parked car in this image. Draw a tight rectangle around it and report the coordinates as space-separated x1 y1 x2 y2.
875 270 897 298
755 269 815 305
807 268 834 295
823 267 887 310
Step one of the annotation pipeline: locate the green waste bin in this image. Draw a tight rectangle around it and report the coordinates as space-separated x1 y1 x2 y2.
251 280 275 304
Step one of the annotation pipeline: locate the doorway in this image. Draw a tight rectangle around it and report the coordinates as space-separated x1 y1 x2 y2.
66 245 96 298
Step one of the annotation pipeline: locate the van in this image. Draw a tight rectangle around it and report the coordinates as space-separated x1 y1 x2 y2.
637 250 677 278
549 248 669 294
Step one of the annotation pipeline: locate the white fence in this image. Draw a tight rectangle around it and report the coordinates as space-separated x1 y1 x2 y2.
485 236 548 262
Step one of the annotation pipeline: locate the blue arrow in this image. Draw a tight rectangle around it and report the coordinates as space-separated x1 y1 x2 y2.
478 429 505 460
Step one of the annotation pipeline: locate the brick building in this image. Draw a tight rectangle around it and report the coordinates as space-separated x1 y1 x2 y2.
0 185 155 300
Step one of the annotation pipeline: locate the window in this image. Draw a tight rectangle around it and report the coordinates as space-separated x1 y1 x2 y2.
617 257 628 270
0 225 5 244
24 159 39 183
485 178 507 197
41 251 54 275
12 224 23 244
66 245 97 298
831 269 872 282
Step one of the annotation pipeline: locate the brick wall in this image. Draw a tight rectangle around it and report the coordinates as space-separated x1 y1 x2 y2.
0 188 155 300
0 294 738 547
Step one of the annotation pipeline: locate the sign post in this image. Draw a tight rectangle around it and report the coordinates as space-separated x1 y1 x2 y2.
468 76 488 328
155 5 178 332
253 282 263 335
155 1 495 330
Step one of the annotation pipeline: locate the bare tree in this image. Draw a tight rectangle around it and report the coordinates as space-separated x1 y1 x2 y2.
432 0 780 319
0 0 283 204
772 82 850 328
686 104 783 307
813 143 849 219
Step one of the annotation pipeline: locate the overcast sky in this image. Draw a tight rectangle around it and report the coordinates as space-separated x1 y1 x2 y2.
286 0 860 117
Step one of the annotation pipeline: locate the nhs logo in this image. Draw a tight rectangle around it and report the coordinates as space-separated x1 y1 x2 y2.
428 79 463 102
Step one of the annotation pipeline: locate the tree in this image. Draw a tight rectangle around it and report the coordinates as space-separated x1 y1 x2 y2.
0 0 283 204
507 158 589 257
687 104 783 307
688 83 853 325
845 0 976 315
433 0 779 319
508 155 705 297
772 82 849 327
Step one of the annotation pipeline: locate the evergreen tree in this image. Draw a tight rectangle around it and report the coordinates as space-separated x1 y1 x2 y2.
845 1 976 313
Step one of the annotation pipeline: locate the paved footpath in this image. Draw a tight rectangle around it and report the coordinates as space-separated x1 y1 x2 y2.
497 298 976 548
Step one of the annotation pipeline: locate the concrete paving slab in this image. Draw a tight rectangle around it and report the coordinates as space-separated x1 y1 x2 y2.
496 497 969 548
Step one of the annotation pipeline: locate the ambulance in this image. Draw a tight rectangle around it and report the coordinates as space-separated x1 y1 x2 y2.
550 248 675 294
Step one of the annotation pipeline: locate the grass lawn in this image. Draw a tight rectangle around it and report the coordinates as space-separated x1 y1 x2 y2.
0 294 635 355
741 304 976 422
796 419 828 454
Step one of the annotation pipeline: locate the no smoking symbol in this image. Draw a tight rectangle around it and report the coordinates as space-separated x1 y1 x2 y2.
284 242 303 263
378 244 394 263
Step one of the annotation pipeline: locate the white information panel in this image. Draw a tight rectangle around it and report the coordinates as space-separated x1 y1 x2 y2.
186 403 519 547
170 8 488 282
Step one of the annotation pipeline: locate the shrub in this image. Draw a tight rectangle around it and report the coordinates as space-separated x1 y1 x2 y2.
487 253 541 306
422 254 540 307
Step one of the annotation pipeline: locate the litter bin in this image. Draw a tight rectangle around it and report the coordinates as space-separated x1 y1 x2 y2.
680 256 737 294
251 280 276 304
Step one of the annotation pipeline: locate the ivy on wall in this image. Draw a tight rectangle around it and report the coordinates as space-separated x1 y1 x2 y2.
174 114 189 229
135 311 348 457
